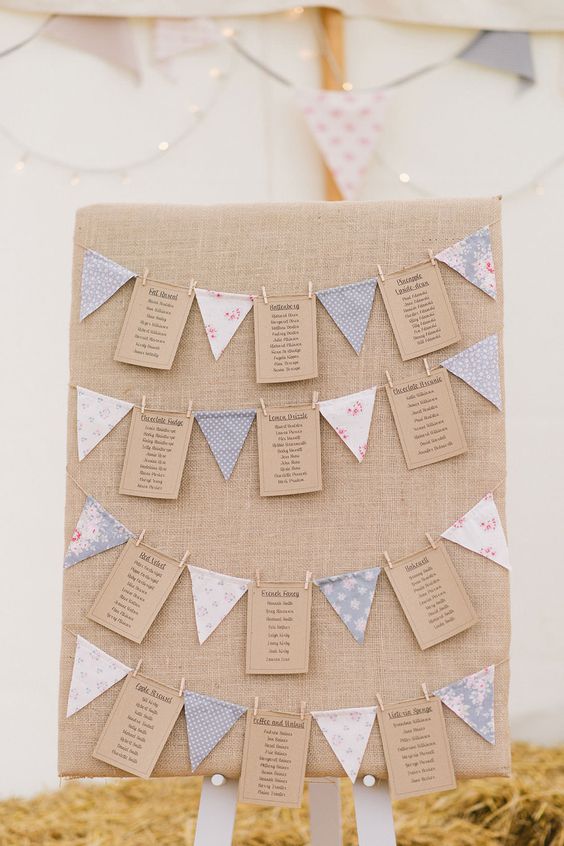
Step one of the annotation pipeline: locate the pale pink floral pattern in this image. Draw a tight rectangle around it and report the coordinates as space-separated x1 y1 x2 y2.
434 665 495 744
195 288 254 360
188 565 251 643
312 707 377 781
315 568 381 644
76 386 133 461
435 225 496 299
64 496 133 568
66 635 131 717
442 492 510 569
319 387 377 463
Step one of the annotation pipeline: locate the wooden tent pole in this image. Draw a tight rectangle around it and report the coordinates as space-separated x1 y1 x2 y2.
319 7 345 200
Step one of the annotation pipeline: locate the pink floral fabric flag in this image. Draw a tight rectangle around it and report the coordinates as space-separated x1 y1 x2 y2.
64 496 134 569
318 387 377 462
153 18 222 61
434 665 495 744
314 567 381 644
296 88 391 200
312 706 377 782
194 289 255 360
66 635 131 717
45 16 141 79
77 386 134 461
435 226 496 299
188 565 251 644
442 492 510 569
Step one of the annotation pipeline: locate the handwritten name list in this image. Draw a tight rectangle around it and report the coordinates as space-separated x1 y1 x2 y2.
254 295 318 383
257 404 322 496
246 582 312 674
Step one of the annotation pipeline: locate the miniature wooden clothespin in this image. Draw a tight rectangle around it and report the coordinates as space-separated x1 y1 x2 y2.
179 549 190 569
142 267 149 286
261 286 268 304
425 532 437 549
179 677 185 697
423 357 431 376
377 264 385 283
255 569 261 587
136 529 146 547
427 249 436 266
300 701 306 719
385 370 393 389
141 394 146 414
421 682 430 701
376 692 384 710
133 659 142 677
187 399 193 417
188 279 196 295
308 280 313 299
383 551 393 569
253 697 259 716
312 390 319 409
304 571 312 589
259 398 267 417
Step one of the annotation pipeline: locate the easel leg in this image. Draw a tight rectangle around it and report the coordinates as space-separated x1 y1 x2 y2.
193 776 238 846
353 780 396 845
309 778 342 846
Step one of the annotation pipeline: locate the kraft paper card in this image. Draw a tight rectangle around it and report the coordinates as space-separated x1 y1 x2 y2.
377 696 457 799
92 672 184 779
253 294 318 383
384 542 478 649
239 710 312 807
88 538 186 643
119 406 194 499
114 278 194 369
378 260 460 360
386 369 467 469
256 403 322 496
246 581 312 674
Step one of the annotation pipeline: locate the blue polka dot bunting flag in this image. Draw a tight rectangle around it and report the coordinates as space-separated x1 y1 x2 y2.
316 278 377 354
433 665 496 744
441 334 502 409
314 567 381 644
80 249 136 320
183 690 247 771
194 410 256 480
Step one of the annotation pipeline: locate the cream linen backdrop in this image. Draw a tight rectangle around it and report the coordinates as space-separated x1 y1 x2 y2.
0 9 562 797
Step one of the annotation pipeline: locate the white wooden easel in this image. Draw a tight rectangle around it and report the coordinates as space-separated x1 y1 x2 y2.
193 774 397 846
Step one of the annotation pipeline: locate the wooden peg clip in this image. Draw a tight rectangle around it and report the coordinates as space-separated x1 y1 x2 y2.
376 692 385 710
179 549 190 568
312 390 319 409
142 267 149 286
425 532 437 550
421 682 430 701
255 569 261 587
188 279 196 295
383 550 393 569
304 571 312 589
423 357 431 376
178 677 185 697
427 249 436 266
133 659 142 677
377 264 385 282
253 696 259 716
259 398 267 417
300 700 306 719
308 280 313 299
261 286 268 304
141 394 146 414
136 529 146 547
187 399 193 417
385 370 393 389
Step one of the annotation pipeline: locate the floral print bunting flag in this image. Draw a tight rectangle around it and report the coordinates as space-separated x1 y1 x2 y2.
194 289 255 360
312 706 377 782
435 226 496 298
77 386 134 460
80 249 135 320
66 635 131 717
441 492 510 569
434 665 496 744
188 565 251 644
441 334 502 409
64 496 134 569
314 567 381 644
318 387 377 462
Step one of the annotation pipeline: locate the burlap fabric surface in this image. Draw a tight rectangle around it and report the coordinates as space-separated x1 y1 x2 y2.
59 199 510 780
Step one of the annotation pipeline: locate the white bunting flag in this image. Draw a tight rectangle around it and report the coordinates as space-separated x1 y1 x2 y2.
66 635 131 717
80 249 136 320
434 665 496 744
441 335 502 409
184 691 247 771
435 226 497 299
296 88 391 200
195 289 255 360
153 18 222 61
77 386 134 461
314 568 381 644
442 492 510 570
318 387 377 462
45 16 141 79
312 706 377 782
188 565 251 644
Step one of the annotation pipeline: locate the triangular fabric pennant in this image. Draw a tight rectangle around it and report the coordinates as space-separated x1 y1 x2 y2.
45 16 141 79
77 386 134 461
459 31 534 83
314 567 381 644
435 226 497 299
442 492 510 570
183 690 247 771
80 249 136 321
64 496 134 569
319 387 377 463
296 88 391 200
188 565 251 644
194 410 256 480
316 278 377 353
441 334 502 409
194 289 255 360
66 635 131 717
434 665 496 744
312 706 377 782
153 18 222 62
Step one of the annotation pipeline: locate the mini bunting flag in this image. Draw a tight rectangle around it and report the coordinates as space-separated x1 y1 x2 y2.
441 334 502 409
183 691 247 771
194 410 256 480
45 16 141 79
316 278 377 353
296 88 391 200
188 565 251 644
435 226 496 298
195 289 255 360
66 635 131 717
312 706 377 782
318 387 377 462
442 492 510 570
64 496 134 569
434 665 495 744
77 386 134 461
458 31 534 84
314 567 381 644
153 18 222 62
80 249 136 321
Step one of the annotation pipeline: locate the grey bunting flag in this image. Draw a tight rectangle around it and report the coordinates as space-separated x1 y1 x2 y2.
459 31 534 83
183 691 247 771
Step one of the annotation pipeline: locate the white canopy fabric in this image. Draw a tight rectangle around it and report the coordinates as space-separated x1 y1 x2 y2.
2 0 564 31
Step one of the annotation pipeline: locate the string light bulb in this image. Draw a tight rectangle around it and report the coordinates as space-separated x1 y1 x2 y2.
399 172 411 183
209 67 223 79
158 141 169 152
289 6 304 17
534 182 545 196
299 48 317 61
14 155 27 172
342 82 353 91
121 172 131 185
69 173 80 186
189 104 202 115
221 27 235 38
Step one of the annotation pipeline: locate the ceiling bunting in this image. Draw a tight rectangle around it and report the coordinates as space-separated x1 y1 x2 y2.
296 88 391 200
76 386 133 460
66 635 131 717
183 691 247 771
194 289 255 360
441 334 502 409
441 491 510 570
435 226 496 299
64 495 134 569
434 665 496 743
458 31 535 84
316 278 377 354
153 17 222 62
194 410 256 480
312 706 377 782
44 15 141 80
318 386 377 462
80 249 136 321
314 567 381 644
